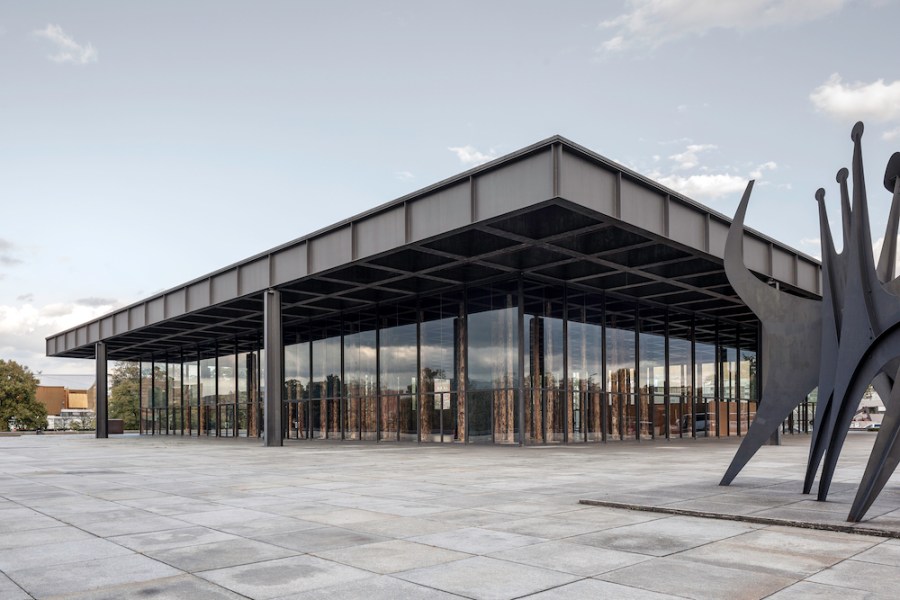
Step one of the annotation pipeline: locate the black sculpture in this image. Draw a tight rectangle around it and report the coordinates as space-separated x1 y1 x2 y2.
722 122 900 522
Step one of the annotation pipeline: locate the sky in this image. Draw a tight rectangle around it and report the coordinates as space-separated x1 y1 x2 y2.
2 0 900 377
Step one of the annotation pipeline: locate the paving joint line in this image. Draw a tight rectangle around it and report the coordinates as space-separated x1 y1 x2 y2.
577 499 900 539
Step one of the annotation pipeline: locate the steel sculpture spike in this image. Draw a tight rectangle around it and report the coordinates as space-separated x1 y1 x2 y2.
802 187 846 495
722 121 900 522
848 153 900 520
719 182 822 486
815 122 900 501
805 156 900 496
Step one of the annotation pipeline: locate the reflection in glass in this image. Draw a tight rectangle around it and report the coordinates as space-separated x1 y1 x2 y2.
525 285 565 443
168 362 182 434
695 320 716 438
312 334 341 439
568 318 602 443
345 322 376 441
468 285 518 444
380 318 417 442
606 312 635 440
184 361 199 436
284 341 309 439
200 357 216 436
639 313 665 440
669 330 692 438
420 295 458 443
218 352 236 437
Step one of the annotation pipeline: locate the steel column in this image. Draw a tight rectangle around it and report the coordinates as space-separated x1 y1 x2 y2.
263 289 284 447
95 342 108 438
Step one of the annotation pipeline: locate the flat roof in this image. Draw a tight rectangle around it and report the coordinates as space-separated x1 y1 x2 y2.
47 135 821 361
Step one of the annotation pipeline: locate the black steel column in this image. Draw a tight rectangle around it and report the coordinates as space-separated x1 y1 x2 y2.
600 294 608 443
517 277 526 446
95 342 108 438
664 310 670 441
714 320 721 438
263 289 284 447
416 305 422 444
562 285 569 444
376 308 382 442
634 302 641 441
341 317 346 441
691 315 697 439
736 324 742 437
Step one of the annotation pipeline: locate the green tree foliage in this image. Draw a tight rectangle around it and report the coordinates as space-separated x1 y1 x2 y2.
0 359 47 431
109 362 141 429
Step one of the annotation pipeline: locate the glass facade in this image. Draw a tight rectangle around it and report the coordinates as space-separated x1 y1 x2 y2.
138 278 770 444
138 345 263 439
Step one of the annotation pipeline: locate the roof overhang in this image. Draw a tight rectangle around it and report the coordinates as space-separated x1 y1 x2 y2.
47 136 821 362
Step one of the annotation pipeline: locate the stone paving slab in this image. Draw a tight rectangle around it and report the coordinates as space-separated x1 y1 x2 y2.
44 574 247 600
146 537 300 572
2 433 900 599
598 555 797 600
312 539 470 574
396 555 579 600
196 555 373 599
489 539 651 576
6 553 182 598
272 575 467 599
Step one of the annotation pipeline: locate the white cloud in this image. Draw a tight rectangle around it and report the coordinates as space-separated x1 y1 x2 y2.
649 142 778 200
656 173 749 200
33 24 98 65
669 144 717 170
750 161 778 179
448 145 498 166
599 0 847 54
810 74 900 122
0 300 117 373
394 170 415 182
882 126 900 141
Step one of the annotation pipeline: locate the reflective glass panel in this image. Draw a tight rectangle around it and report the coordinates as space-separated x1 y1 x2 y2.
420 294 460 443
639 307 666 440
606 301 635 440
467 284 518 444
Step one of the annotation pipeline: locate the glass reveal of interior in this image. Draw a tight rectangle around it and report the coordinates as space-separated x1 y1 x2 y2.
135 277 765 444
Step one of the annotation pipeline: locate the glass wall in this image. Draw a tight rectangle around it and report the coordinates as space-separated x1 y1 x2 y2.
218 352 236 437
669 313 693 439
420 294 460 443
741 325 759 435
639 306 666 440
467 282 519 444
524 283 565 444
567 291 603 442
344 311 377 440
137 279 769 445
168 362 182 435
695 319 717 437
380 307 418 442
199 357 217 436
184 361 199 437
284 339 309 439
311 329 341 440
606 299 636 440
720 324 739 437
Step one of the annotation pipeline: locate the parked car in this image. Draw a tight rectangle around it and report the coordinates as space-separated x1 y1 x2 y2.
680 413 712 435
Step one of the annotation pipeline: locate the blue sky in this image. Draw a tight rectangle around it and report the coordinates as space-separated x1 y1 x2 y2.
2 0 900 375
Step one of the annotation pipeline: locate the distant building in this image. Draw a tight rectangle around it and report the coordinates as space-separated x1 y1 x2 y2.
36 375 96 430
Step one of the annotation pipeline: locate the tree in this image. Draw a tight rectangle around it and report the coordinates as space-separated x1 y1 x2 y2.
109 362 141 429
0 359 47 431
